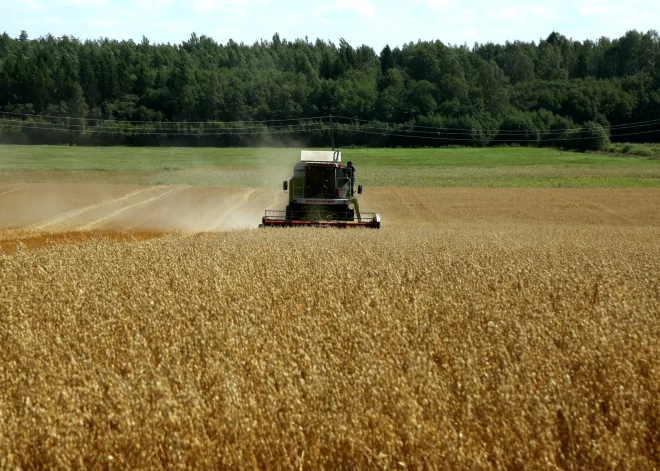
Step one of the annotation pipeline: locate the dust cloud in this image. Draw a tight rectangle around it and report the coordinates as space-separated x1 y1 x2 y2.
0 146 307 233
0 183 288 233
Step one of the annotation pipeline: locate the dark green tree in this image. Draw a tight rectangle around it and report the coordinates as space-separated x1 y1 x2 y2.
477 59 509 115
380 45 395 75
0 29 657 146
497 46 535 84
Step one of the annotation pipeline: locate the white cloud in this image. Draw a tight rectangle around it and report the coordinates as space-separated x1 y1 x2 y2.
118 9 141 17
193 0 250 13
574 0 660 25
579 4 623 16
529 5 559 17
88 18 119 27
430 26 479 44
152 21 194 33
56 0 109 6
446 12 476 26
212 26 240 35
135 0 174 9
484 4 570 36
193 0 216 12
613 16 636 25
312 3 334 15
454 27 480 43
338 0 375 17
210 27 241 43
13 0 45 12
427 0 454 11
489 6 518 21
283 13 304 27
313 0 376 18
11 16 63 25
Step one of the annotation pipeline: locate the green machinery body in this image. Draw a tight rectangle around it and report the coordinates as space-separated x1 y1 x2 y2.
261 150 380 229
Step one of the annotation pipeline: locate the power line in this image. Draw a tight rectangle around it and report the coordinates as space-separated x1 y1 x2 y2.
0 122 328 136
347 122 539 137
346 127 660 142
2 109 659 134
342 122 660 137
1 120 657 141
2 116 657 138
333 115 660 133
0 119 328 132
0 110 331 125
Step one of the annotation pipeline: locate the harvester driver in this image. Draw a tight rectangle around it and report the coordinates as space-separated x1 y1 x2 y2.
346 161 356 196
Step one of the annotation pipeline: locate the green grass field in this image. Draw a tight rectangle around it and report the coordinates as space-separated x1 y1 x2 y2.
0 145 658 188
605 142 660 158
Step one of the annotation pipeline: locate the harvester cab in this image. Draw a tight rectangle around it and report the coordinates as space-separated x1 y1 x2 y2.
261 150 381 228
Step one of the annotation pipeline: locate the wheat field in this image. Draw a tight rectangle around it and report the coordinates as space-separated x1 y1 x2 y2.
1 217 659 469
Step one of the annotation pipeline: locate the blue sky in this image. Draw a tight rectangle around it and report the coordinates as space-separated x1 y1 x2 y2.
2 0 658 50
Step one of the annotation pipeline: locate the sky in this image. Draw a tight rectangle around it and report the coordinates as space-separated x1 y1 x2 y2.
2 0 659 50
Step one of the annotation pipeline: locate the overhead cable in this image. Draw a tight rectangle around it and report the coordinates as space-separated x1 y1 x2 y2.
333 115 660 133
2 110 659 133
0 110 331 125
2 121 657 141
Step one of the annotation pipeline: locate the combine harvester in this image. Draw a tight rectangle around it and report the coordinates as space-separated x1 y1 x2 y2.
260 150 381 229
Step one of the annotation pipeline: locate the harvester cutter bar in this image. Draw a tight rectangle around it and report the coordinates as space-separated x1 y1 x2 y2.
261 210 381 229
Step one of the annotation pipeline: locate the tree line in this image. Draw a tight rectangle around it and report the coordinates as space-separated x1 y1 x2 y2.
0 29 658 147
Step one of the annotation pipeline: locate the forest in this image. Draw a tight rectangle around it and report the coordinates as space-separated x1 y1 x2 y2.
0 29 659 147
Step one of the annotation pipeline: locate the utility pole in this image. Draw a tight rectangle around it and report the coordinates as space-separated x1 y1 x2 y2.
330 114 335 151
